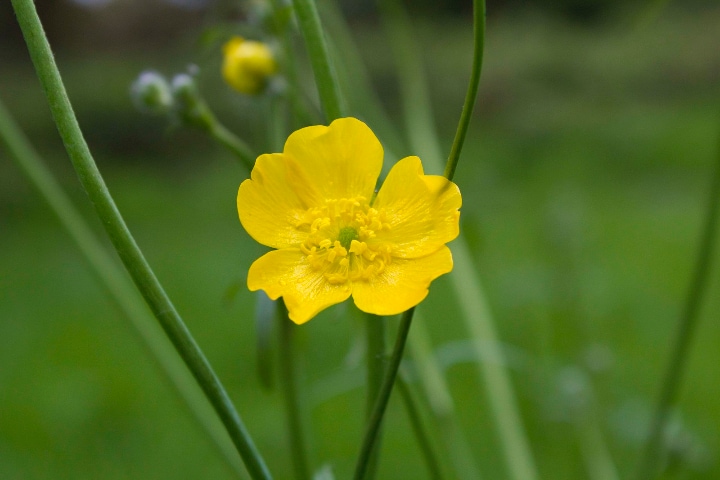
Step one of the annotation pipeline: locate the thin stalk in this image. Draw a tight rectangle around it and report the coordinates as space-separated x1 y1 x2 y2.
636 129 720 480
290 0 345 121
277 304 311 480
0 97 245 478
382 1 540 479
353 308 415 480
208 121 256 170
396 373 445 480
11 1 271 478
443 0 485 182
365 314 387 479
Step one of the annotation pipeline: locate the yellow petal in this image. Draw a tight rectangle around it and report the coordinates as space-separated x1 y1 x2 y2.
238 153 322 249
283 117 383 201
248 248 352 324
351 246 453 316
372 157 461 258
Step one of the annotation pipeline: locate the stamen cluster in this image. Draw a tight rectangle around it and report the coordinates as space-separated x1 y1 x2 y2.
298 196 393 284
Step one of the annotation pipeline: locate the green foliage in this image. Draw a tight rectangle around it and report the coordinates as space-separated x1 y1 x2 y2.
2 5 720 480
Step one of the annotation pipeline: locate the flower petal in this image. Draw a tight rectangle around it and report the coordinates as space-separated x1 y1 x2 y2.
351 246 453 316
372 156 461 258
238 153 322 249
248 248 352 324
283 117 383 201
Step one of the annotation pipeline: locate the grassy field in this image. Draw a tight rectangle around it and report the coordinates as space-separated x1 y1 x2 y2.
1 3 720 479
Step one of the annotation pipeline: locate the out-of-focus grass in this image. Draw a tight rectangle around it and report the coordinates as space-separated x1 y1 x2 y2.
1 5 720 479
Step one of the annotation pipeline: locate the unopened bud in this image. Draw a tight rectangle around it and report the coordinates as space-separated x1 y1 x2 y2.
222 36 277 95
170 72 214 129
131 71 173 115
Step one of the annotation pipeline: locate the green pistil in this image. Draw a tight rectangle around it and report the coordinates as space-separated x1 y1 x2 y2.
338 226 359 250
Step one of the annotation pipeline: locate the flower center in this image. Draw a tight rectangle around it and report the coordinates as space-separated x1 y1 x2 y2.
338 226 359 250
298 196 393 285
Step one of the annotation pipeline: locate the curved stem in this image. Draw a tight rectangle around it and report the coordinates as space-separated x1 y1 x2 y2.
353 308 415 480
277 304 311 480
635 128 720 480
11 1 272 478
291 0 345 121
382 1 539 478
443 0 486 182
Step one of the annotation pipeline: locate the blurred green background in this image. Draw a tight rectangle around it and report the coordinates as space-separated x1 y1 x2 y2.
2 0 720 478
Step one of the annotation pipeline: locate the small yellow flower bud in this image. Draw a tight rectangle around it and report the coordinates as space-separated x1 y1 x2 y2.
222 36 277 95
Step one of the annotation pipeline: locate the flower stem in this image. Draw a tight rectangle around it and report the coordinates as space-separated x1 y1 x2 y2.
277 303 312 480
353 308 415 480
383 1 539 478
290 0 345 121
364 314 387 479
11 1 272 478
208 120 256 171
635 128 720 480
443 0 485 182
0 96 245 478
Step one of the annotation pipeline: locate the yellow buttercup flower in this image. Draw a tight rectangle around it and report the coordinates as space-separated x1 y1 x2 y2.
238 118 461 324
222 36 276 95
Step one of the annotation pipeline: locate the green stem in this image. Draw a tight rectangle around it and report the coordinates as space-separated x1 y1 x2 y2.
636 128 720 480
277 304 311 480
366 315 386 418
208 121 256 171
0 97 244 478
396 373 445 480
383 1 539 478
443 0 485 181
11 1 272 478
353 308 415 480
365 314 387 479
291 0 345 121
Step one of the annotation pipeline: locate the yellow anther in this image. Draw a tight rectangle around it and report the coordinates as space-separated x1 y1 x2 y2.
349 240 366 255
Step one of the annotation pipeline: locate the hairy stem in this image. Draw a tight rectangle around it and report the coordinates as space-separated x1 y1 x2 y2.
11 1 272 478
443 0 486 182
353 308 414 480
277 304 311 480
